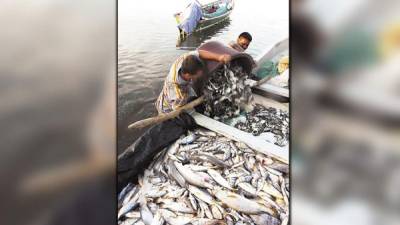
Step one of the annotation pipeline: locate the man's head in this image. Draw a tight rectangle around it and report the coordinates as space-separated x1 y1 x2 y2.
237 32 252 50
181 55 205 81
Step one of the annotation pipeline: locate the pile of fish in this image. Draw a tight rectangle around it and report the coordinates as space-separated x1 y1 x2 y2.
235 105 289 147
203 64 253 121
118 129 289 225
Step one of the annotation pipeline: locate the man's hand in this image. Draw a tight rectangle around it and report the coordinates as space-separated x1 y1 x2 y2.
218 54 231 64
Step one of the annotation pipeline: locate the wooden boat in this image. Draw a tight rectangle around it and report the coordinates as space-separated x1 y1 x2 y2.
249 38 289 98
174 0 234 36
125 41 289 164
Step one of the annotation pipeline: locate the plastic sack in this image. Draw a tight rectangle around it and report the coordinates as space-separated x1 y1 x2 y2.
117 112 196 192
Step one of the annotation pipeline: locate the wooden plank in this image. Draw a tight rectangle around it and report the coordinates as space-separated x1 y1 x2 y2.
191 112 289 163
256 83 289 98
253 94 289 112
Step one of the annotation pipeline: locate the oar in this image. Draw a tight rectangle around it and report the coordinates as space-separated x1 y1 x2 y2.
128 95 205 130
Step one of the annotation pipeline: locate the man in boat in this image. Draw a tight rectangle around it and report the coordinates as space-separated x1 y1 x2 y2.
156 50 231 114
119 50 231 192
268 56 289 88
176 0 203 38
229 32 253 52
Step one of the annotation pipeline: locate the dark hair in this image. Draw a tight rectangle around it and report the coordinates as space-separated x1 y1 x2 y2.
239 32 252 42
181 55 205 75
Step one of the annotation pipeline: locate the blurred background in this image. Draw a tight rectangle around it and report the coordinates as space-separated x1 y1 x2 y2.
1 0 400 224
291 0 400 224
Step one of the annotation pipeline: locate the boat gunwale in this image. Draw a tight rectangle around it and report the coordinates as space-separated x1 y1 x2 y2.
194 11 232 32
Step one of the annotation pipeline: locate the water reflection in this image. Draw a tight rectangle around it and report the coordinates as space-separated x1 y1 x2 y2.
176 19 231 48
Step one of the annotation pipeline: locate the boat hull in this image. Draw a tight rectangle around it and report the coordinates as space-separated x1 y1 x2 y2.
175 0 234 35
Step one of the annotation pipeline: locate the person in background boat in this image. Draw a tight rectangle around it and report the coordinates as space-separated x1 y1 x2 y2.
156 50 231 114
176 0 203 38
206 5 218 14
268 56 289 88
229 32 253 52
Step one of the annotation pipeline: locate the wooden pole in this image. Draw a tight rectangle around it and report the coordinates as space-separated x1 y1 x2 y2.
127 96 205 130
127 76 273 130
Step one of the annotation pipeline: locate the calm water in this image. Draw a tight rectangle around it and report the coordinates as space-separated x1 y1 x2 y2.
118 0 288 153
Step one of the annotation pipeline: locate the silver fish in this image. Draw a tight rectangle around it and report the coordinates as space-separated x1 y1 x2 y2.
226 215 235 225
188 185 215 205
198 204 205 218
280 214 288 225
192 153 230 168
120 218 139 225
145 189 167 198
167 141 180 157
150 211 164 225
140 202 154 225
207 169 234 190
210 204 223 220
198 200 213 219
133 221 146 225
250 214 280 225
213 189 274 215
119 183 134 203
192 219 227 225
261 183 283 199
188 193 198 210
269 163 289 174
237 182 257 197
118 201 139 219
223 152 232 162
179 133 197 145
125 211 141 219
168 160 186 187
197 130 217 137
266 167 283 177
196 136 210 142
161 201 196 214
174 162 213 189
159 209 193 225
189 165 213 172
165 187 186 199
280 177 289 208
180 144 200 151
122 186 139 206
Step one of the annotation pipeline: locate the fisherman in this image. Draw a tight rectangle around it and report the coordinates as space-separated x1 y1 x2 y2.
176 0 203 38
268 56 289 88
119 49 231 192
156 50 231 114
229 32 253 52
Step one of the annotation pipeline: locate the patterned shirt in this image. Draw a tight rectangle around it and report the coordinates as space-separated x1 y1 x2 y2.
156 51 199 113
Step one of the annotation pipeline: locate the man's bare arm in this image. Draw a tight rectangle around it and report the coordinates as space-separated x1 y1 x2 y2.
198 50 231 64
